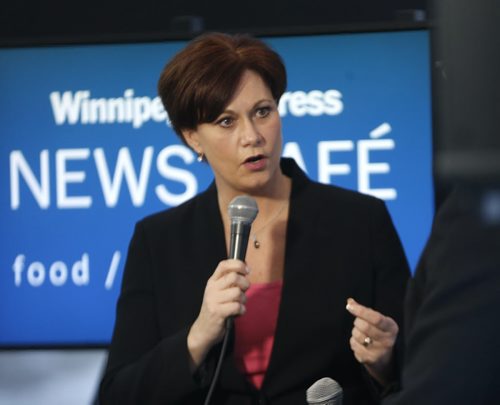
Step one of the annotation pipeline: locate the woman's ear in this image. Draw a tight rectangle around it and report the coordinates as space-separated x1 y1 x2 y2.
182 129 202 154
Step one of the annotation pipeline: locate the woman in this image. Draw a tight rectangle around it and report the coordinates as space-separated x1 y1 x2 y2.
99 32 410 404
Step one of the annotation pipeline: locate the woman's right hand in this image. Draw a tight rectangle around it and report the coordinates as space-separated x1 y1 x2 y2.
187 259 250 369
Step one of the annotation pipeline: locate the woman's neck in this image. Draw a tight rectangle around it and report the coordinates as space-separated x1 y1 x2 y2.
217 173 291 229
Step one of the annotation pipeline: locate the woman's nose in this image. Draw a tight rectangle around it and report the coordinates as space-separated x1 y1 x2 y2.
240 119 263 146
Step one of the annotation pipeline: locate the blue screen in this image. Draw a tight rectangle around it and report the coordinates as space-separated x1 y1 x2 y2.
0 29 433 346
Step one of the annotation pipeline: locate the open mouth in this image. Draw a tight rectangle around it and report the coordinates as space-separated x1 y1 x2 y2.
244 154 264 164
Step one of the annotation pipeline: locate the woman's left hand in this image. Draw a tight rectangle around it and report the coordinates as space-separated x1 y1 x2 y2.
346 297 399 386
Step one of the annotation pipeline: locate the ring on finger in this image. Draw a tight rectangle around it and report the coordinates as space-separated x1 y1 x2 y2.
362 336 373 347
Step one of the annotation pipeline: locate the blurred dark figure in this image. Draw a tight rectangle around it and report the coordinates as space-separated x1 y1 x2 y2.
384 0 500 403
384 185 500 404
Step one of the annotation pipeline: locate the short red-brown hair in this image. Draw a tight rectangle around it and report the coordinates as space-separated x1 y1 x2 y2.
157 32 287 144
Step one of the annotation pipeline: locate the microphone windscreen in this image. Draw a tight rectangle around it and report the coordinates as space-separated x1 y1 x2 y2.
306 377 343 404
228 195 258 224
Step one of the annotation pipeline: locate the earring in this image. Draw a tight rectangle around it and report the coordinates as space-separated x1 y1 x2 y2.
197 152 204 162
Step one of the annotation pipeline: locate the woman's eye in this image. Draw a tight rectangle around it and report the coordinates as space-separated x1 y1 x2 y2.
217 117 234 127
256 106 271 118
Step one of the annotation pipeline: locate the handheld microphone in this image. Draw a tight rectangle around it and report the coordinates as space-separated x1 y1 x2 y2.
203 195 258 405
228 195 259 260
306 377 343 405
226 195 258 329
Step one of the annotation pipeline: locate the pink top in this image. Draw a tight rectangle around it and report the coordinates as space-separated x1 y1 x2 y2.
234 279 283 390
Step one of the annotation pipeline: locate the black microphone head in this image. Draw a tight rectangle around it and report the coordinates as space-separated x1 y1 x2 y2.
306 377 343 405
228 195 258 225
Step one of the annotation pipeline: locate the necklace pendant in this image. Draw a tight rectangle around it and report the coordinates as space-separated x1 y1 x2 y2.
250 199 288 250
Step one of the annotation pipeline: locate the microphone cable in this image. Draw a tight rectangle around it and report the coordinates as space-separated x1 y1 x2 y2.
203 318 233 405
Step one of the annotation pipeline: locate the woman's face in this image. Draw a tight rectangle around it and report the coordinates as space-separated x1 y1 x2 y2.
183 69 283 197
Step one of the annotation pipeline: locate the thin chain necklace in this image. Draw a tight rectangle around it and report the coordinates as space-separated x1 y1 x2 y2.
251 199 288 249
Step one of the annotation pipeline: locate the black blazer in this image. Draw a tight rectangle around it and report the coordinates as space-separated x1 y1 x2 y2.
99 158 410 405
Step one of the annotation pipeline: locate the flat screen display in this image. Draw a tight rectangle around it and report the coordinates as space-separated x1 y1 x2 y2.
0 28 433 346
